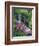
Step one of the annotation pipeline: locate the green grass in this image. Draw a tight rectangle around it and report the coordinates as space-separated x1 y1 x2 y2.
12 27 27 37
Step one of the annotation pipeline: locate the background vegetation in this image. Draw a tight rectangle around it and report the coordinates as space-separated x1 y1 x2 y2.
12 8 32 37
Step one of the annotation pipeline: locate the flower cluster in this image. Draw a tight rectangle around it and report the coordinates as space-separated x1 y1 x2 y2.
16 22 32 35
